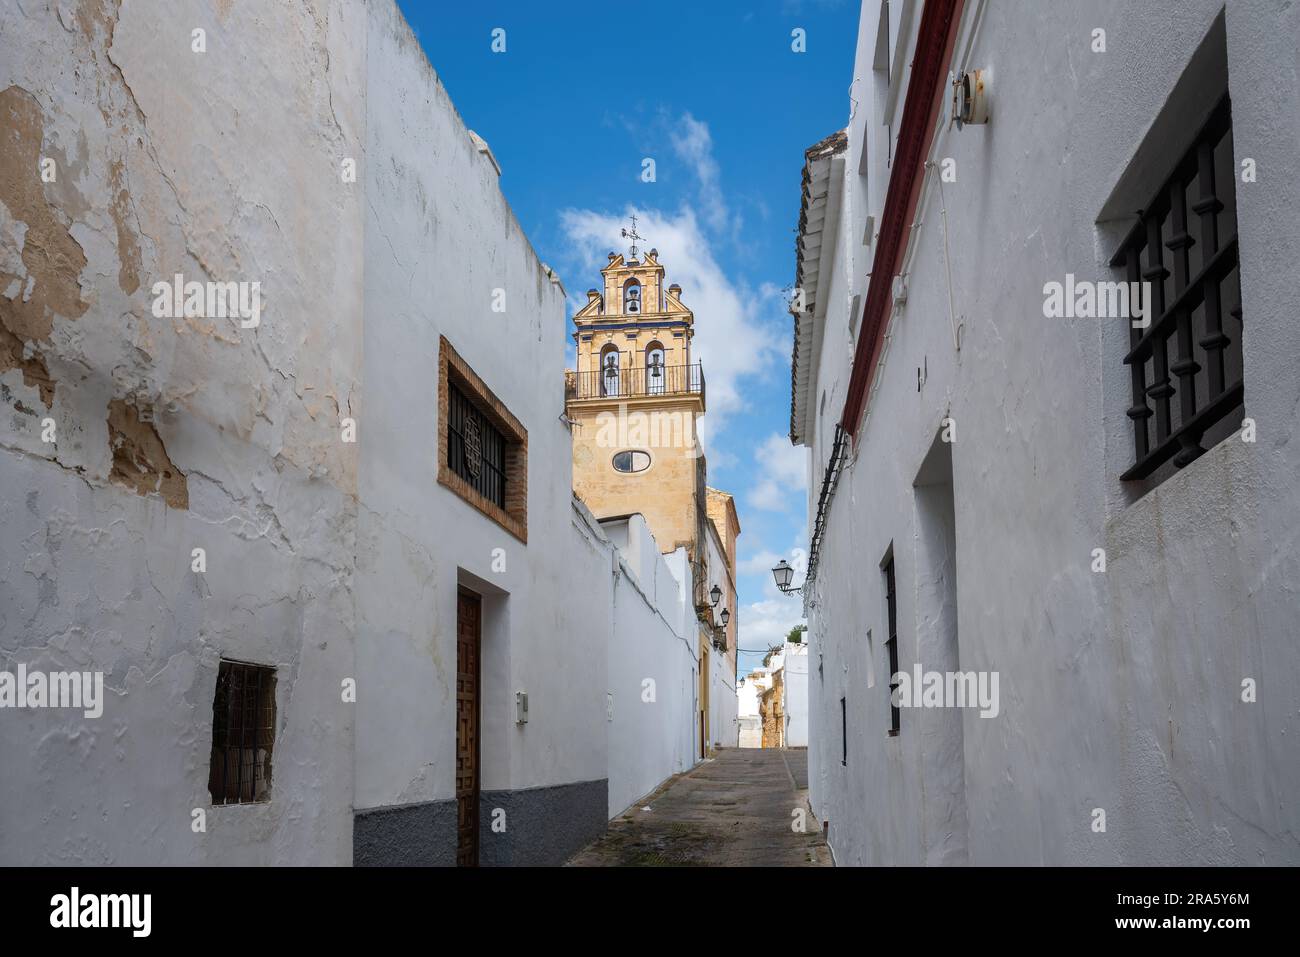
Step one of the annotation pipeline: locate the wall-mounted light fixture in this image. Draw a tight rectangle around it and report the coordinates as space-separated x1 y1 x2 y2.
951 69 990 129
710 584 722 607
772 559 805 597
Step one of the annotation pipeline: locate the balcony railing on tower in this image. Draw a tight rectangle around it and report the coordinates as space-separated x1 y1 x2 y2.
567 362 705 403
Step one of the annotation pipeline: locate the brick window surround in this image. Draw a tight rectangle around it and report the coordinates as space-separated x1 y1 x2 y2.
438 336 528 542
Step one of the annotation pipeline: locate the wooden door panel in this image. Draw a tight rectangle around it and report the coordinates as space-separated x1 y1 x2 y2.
456 589 481 866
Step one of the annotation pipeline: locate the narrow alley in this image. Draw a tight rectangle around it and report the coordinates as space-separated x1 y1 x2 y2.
568 749 831 867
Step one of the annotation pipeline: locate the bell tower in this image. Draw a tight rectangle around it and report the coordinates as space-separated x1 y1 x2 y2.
565 219 740 717
565 233 706 557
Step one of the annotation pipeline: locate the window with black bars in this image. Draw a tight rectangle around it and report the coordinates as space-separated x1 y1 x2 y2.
448 381 507 508
884 556 900 736
840 697 848 766
208 661 276 805
1112 95 1243 481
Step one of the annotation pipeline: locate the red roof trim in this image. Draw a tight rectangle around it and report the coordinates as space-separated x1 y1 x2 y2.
839 0 966 442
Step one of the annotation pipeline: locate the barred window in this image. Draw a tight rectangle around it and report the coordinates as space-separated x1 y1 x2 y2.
438 336 528 542
208 660 276 805
883 554 900 737
1112 95 1243 482
448 381 507 508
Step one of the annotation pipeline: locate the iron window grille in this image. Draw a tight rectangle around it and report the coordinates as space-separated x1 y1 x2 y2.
840 696 848 766
448 381 507 509
1112 95 1243 481
884 556 900 736
437 337 528 542
208 660 276 805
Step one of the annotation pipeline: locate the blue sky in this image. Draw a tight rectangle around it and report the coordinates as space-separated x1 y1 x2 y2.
397 0 859 674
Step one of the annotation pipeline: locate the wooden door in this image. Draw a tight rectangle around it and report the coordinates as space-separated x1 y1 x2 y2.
456 589 482 867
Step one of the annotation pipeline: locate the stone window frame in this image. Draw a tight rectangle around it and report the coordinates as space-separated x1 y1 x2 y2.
437 336 528 543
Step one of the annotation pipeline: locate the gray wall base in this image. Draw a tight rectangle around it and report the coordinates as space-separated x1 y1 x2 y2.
353 777 607 866
479 778 608 867
353 799 458 866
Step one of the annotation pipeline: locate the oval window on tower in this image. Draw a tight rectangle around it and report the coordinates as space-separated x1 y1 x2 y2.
612 450 652 473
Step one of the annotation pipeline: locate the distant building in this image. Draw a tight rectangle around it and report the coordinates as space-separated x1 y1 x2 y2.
737 674 764 749
740 641 808 749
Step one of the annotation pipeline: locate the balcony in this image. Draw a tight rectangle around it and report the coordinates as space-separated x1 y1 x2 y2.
567 362 705 404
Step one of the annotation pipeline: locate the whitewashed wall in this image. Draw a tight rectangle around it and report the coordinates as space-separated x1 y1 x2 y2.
0 0 366 865
600 514 700 816
703 523 737 749
355 0 607 822
804 0 1300 866
783 643 809 748
709 647 738 750
737 676 763 748
0 0 610 866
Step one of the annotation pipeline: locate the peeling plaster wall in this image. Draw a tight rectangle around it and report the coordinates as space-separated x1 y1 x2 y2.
0 0 364 864
1 0 613 866
805 0 1300 866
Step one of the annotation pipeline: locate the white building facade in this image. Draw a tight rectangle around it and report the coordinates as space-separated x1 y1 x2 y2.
782 643 809 748
792 0 1300 865
703 516 739 752
737 674 765 749
0 0 707 867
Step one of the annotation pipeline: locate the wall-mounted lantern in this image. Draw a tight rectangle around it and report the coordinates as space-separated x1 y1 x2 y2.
772 559 804 597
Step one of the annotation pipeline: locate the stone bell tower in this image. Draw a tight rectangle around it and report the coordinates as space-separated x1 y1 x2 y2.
564 233 706 557
564 220 740 718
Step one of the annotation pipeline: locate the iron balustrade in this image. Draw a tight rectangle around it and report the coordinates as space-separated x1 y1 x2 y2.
568 362 705 402
802 424 848 595
1111 95 1244 481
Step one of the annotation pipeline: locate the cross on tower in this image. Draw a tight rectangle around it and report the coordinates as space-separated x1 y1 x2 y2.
621 214 646 261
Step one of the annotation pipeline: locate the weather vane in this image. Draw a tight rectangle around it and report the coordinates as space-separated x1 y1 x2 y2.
621 214 645 261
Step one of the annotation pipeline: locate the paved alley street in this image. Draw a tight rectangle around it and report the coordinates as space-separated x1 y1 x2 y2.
568 749 831 867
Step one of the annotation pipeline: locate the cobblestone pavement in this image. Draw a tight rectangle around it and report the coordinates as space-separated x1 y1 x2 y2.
567 748 832 866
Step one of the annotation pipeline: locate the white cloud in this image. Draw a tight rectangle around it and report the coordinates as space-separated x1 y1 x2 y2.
670 113 730 235
738 547 783 576
738 535 808 595
746 432 807 513
736 597 806 653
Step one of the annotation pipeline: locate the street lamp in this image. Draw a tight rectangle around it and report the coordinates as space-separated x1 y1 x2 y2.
709 584 722 607
719 607 730 627
771 559 804 596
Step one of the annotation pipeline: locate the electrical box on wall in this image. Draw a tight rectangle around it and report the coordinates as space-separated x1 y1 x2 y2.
515 691 529 724
892 275 908 306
